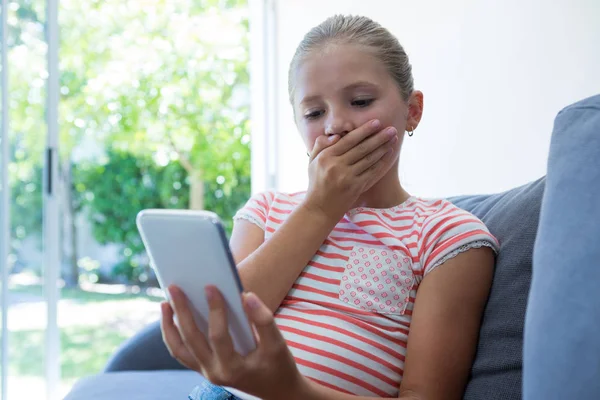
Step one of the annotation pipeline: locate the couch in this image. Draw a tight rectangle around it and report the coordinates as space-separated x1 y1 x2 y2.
64 94 600 400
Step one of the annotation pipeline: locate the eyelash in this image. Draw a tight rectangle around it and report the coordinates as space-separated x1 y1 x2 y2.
352 98 374 108
304 98 375 120
304 110 324 120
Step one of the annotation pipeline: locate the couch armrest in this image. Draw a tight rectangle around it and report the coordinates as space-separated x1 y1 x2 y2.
524 94 600 399
104 320 188 372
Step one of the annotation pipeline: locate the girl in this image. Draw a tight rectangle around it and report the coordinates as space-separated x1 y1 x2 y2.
162 14 499 400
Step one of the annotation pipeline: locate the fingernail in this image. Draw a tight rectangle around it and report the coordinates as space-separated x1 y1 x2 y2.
391 136 398 143
371 119 381 128
245 292 261 310
327 134 337 142
205 286 216 302
385 127 397 136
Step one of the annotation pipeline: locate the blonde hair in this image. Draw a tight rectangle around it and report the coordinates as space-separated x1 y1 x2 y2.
288 15 414 105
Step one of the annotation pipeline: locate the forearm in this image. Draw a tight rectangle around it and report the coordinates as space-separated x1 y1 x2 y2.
237 202 339 313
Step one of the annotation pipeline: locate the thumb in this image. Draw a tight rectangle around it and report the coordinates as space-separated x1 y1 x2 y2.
243 292 284 345
309 134 339 162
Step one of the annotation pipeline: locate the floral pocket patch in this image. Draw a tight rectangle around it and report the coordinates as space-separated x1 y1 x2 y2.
339 246 414 315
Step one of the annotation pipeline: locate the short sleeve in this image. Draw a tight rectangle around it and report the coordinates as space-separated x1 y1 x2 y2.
420 203 499 276
233 191 276 231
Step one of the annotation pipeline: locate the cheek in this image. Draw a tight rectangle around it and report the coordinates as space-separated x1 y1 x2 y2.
375 103 405 131
299 125 322 151
373 105 407 157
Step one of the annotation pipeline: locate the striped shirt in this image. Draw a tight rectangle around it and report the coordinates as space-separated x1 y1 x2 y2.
234 191 499 397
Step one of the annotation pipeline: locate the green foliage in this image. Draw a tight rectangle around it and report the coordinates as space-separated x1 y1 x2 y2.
74 150 188 283
7 0 252 283
6 0 47 258
202 131 252 234
9 160 43 256
75 147 250 283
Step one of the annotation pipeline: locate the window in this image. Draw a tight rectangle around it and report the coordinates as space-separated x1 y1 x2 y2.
1 1 252 398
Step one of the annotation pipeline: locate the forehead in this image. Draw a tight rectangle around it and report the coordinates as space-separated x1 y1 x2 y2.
293 44 393 104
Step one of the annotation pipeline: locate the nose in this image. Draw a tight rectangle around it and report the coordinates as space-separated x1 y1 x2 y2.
325 109 355 137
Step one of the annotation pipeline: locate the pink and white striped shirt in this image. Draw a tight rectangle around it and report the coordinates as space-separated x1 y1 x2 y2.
234 191 499 397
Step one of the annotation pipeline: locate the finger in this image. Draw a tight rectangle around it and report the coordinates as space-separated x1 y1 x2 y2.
205 285 237 361
168 285 213 364
309 134 339 162
351 135 398 175
243 292 286 346
160 301 200 370
328 119 384 156
357 144 398 190
343 126 398 165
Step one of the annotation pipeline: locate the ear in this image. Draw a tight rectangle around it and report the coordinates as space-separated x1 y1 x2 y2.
407 90 424 131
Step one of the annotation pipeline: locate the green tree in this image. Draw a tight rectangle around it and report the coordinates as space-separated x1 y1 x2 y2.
8 0 251 284
59 0 251 211
74 150 189 283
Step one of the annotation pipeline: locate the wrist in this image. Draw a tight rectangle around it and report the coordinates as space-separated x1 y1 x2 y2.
300 196 345 224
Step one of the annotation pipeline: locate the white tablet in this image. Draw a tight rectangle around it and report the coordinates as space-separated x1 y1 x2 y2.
136 209 256 356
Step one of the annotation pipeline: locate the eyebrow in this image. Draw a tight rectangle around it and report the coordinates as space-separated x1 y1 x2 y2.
299 80 380 106
343 81 380 92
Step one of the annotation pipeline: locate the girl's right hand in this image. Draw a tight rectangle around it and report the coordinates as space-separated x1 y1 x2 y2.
304 119 398 221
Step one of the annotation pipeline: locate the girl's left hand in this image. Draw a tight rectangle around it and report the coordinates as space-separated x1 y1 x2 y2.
161 285 309 400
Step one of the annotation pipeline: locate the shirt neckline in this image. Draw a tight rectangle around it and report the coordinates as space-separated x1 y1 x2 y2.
346 196 418 216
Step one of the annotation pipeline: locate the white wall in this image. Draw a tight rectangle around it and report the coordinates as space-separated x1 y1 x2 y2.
253 0 600 197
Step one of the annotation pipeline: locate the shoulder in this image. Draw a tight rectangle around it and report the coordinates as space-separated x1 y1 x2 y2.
417 198 496 241
379 197 485 227
240 189 304 205
413 197 499 274
246 190 305 210
233 190 305 229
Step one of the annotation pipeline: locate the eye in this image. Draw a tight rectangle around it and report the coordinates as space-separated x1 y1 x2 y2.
304 109 324 120
352 98 374 108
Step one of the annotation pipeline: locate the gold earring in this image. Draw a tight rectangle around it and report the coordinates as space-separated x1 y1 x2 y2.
407 127 414 137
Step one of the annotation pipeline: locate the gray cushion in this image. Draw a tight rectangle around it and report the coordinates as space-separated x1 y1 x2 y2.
104 321 186 372
452 177 545 400
63 370 201 400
